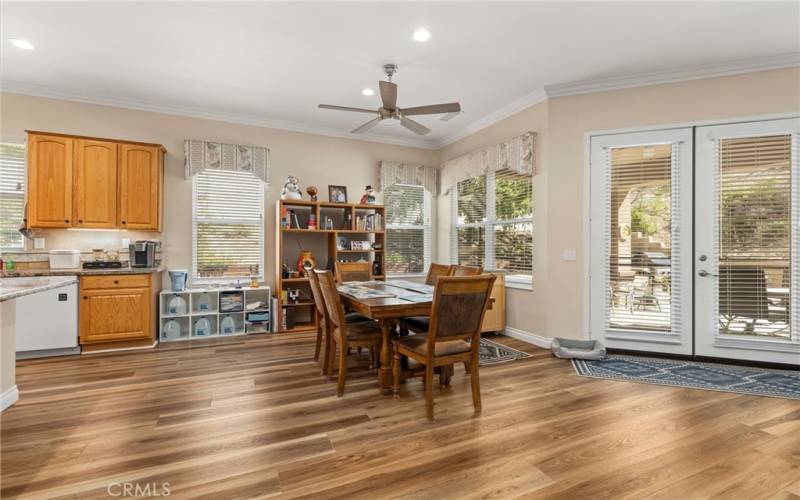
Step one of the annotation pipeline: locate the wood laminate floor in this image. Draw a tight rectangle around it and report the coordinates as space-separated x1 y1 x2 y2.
1 333 799 499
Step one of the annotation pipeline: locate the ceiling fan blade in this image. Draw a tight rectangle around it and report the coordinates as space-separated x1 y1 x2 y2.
439 111 462 122
401 102 461 116
351 117 383 134
319 104 377 114
400 116 431 135
379 81 397 110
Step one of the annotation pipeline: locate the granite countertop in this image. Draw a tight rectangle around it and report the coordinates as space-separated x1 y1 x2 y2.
0 276 79 302
1 266 164 278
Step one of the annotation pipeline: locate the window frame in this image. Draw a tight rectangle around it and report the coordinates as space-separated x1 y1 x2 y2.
191 169 265 284
451 171 534 290
385 184 432 278
0 141 27 251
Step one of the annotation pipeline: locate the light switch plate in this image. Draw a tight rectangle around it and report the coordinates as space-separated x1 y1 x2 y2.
562 249 577 262
121 238 130 249
34 238 45 249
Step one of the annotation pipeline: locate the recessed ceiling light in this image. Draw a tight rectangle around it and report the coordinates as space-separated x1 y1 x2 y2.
412 28 431 42
8 38 35 50
361 88 375 96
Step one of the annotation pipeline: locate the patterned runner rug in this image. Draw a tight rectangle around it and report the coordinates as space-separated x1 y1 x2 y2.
572 354 800 400
479 338 532 365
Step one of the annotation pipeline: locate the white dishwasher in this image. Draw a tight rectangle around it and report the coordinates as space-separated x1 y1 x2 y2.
15 279 79 358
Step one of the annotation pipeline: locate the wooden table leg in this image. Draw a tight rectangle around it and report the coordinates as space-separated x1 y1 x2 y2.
378 319 393 394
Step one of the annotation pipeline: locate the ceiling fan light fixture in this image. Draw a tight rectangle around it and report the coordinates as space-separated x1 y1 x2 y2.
412 28 431 42
361 88 375 96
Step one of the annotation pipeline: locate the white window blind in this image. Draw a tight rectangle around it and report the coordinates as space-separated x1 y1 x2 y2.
451 170 533 284
385 184 431 275
715 134 794 339
0 143 25 249
192 169 264 280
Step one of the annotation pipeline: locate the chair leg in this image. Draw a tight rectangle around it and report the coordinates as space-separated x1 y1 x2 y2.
314 328 322 361
463 361 471 374
424 364 435 422
439 364 453 388
392 345 401 399
369 345 376 369
469 354 481 414
337 344 348 397
321 329 331 375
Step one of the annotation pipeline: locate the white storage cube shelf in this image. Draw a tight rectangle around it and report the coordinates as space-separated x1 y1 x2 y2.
159 286 271 342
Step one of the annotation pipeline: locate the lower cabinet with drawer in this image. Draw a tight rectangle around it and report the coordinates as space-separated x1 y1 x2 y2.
79 273 161 352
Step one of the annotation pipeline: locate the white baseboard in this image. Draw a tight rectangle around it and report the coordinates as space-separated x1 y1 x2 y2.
1 385 19 411
503 327 553 349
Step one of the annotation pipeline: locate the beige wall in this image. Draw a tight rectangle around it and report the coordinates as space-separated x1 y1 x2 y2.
3 66 799 341
439 67 800 339
0 92 438 287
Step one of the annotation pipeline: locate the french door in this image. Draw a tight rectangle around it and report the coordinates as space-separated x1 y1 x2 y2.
589 118 800 365
589 128 694 355
695 118 799 365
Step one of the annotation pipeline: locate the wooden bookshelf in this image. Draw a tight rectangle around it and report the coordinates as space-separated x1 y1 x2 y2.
274 199 385 333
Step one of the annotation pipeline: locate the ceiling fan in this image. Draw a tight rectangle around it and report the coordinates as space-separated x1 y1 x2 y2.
318 64 461 135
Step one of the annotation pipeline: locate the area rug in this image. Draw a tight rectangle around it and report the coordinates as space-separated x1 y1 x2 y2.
572 354 800 400
479 338 532 365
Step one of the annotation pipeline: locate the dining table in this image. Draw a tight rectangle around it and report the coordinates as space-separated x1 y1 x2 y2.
337 280 434 394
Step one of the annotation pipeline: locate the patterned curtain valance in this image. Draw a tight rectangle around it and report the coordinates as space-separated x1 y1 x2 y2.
184 139 271 183
441 131 536 194
378 160 439 196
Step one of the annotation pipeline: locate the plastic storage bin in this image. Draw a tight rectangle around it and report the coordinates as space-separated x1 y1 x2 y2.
49 249 81 269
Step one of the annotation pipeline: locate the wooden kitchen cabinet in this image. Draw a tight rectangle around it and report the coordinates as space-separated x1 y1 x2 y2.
25 131 164 231
73 139 118 229
79 273 161 351
481 273 506 333
27 133 74 228
119 144 162 230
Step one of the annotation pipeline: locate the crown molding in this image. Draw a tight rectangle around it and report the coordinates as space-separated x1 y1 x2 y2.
0 80 440 150
544 52 800 98
435 88 547 148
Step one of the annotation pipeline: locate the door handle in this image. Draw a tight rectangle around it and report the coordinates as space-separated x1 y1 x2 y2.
698 270 718 278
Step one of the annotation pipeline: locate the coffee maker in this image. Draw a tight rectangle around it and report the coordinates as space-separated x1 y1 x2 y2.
129 241 157 268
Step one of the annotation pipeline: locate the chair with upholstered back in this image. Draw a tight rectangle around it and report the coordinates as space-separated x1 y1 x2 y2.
449 265 484 277
336 261 372 282
315 269 382 396
392 274 496 421
425 263 452 286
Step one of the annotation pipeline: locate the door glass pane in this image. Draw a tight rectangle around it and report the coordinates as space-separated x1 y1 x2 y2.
717 135 792 339
608 145 673 332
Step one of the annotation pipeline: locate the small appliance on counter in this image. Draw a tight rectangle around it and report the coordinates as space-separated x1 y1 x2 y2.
83 261 123 270
48 249 81 270
129 240 158 268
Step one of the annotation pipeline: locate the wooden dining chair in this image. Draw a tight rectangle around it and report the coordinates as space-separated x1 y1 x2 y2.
315 269 382 396
425 263 452 286
335 261 372 282
392 274 496 422
449 265 484 277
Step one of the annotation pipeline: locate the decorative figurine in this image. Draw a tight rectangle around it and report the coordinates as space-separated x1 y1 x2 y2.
281 176 302 200
359 185 377 205
296 250 316 273
306 185 319 202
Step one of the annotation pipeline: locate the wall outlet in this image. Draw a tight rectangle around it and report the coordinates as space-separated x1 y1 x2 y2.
562 249 577 262
34 238 45 249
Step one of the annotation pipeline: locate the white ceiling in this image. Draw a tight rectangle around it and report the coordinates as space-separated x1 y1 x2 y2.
2 2 799 148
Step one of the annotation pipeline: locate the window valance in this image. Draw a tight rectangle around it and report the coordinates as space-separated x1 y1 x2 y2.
378 160 439 196
184 139 271 183
441 131 536 194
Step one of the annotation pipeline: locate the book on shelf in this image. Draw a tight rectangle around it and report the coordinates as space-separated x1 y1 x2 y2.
354 213 382 231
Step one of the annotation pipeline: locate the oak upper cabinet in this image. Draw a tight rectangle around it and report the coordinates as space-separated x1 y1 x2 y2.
27 133 74 228
118 144 161 231
25 131 164 231
74 139 118 229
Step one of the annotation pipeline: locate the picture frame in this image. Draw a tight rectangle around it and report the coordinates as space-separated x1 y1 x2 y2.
328 185 348 204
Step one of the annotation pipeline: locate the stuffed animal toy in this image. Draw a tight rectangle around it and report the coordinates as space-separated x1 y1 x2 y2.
359 185 376 205
281 176 302 200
